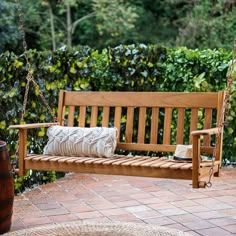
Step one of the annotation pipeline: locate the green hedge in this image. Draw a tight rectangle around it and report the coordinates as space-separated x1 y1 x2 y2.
0 44 235 192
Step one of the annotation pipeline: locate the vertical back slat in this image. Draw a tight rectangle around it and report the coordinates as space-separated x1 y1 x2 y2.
61 107 66 126
190 108 198 143
126 107 134 143
90 106 98 127
57 90 66 125
138 107 146 143
163 108 172 144
114 107 122 141
78 106 86 127
203 108 213 146
102 107 110 127
68 106 75 126
217 91 225 126
176 108 185 144
150 108 159 144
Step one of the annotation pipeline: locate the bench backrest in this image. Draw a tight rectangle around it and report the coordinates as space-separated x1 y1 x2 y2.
57 90 225 156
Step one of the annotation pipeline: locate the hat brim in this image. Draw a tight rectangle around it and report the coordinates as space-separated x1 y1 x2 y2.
173 156 192 162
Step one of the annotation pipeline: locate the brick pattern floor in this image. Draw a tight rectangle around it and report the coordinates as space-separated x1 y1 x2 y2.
10 167 236 236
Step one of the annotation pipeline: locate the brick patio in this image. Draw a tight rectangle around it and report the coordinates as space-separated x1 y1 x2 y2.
9 167 236 236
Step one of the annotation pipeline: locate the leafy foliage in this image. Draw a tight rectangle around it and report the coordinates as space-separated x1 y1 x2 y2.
3 0 236 53
92 0 138 37
0 1 21 52
177 0 236 50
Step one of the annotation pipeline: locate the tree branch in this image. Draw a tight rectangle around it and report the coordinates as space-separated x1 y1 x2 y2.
71 11 96 34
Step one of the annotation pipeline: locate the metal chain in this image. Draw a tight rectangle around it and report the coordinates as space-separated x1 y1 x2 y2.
15 0 57 122
206 39 236 187
13 0 58 174
20 73 32 121
30 78 58 122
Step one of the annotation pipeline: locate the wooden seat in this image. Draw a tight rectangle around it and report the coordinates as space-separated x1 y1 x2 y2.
10 90 225 188
24 154 221 181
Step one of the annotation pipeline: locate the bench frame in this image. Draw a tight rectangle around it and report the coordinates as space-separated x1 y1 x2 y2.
10 90 225 188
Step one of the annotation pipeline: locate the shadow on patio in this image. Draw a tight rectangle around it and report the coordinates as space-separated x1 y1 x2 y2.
9 167 236 236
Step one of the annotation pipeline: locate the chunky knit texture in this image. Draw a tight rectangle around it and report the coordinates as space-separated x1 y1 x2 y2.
44 126 117 158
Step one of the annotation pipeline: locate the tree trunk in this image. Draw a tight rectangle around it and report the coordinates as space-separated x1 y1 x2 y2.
48 3 56 50
66 3 72 47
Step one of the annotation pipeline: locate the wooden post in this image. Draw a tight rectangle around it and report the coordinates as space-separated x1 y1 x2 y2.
215 129 223 177
192 135 200 188
214 91 225 177
18 129 27 176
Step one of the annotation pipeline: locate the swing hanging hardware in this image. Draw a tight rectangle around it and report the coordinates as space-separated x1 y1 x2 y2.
205 39 236 188
12 0 58 175
15 0 58 123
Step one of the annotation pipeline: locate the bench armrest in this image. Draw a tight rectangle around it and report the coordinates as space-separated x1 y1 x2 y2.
9 122 60 130
9 122 59 176
191 126 223 188
191 127 222 136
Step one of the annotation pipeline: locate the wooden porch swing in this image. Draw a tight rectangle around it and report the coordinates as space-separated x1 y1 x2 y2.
10 1 235 188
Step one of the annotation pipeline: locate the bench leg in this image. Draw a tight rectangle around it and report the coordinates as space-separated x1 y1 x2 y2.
214 165 221 177
192 174 199 188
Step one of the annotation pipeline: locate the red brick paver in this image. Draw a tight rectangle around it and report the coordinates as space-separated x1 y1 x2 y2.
9 167 236 235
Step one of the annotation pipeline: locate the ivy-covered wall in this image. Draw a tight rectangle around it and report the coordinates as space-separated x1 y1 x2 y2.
0 44 235 172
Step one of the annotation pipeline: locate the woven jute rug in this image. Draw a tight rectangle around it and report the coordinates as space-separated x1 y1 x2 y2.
5 221 192 236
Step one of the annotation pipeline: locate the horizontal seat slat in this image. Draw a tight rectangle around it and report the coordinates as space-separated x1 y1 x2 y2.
75 157 96 164
102 158 127 165
57 157 73 163
140 157 163 167
170 162 190 170
83 158 107 165
49 156 66 162
25 155 46 161
88 158 114 165
66 157 84 163
150 159 170 168
131 157 159 167
58 157 79 163
87 156 128 165
40 156 58 162
159 162 177 169
180 164 192 170
112 156 144 166
121 157 150 166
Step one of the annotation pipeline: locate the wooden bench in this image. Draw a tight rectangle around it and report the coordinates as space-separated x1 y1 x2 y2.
10 90 225 188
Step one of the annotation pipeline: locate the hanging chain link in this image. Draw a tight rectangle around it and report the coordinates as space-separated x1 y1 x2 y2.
13 0 58 174
206 39 236 187
15 0 57 122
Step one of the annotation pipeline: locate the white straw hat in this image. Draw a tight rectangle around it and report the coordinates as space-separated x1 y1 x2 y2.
173 145 192 161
